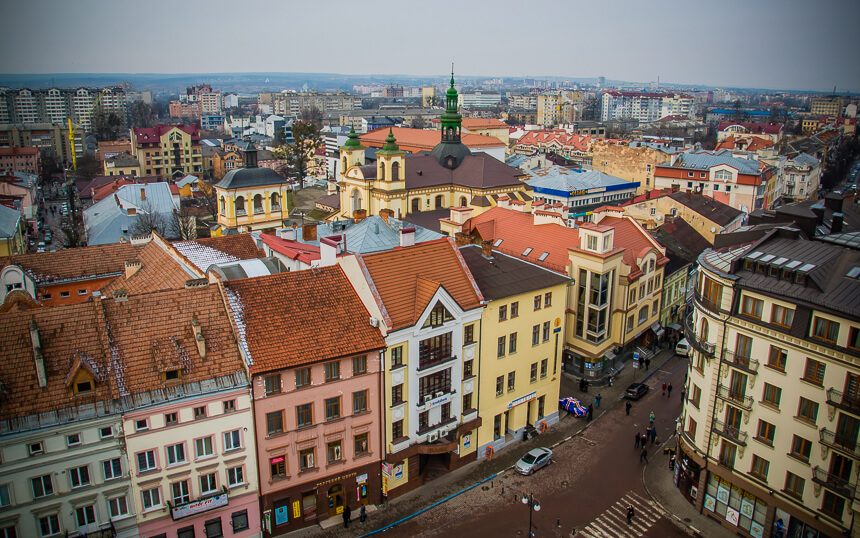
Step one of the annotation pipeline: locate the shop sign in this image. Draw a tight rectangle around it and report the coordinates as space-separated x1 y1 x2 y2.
726 507 740 526
275 504 290 525
507 391 537 410
172 493 228 520
316 472 356 488
463 434 471 448
394 464 403 480
749 521 764 538
740 493 755 519
291 501 301 520
357 474 368 484
690 484 697 500
703 494 715 512
716 480 730 504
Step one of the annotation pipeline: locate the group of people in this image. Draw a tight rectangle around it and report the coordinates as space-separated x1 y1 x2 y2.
634 425 659 449
342 505 367 528
579 378 590 392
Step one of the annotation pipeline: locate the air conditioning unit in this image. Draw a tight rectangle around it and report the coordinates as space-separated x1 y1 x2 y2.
434 391 443 398
369 317 379 327
423 394 431 404
428 432 439 443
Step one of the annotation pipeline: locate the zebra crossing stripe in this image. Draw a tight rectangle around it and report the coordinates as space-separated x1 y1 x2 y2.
579 491 661 538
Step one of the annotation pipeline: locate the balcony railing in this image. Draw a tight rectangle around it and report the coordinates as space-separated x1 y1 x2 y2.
827 388 860 416
683 313 716 357
712 419 748 446
717 385 754 410
819 428 860 459
694 290 721 313
721 350 759 375
812 466 856 499
417 353 457 372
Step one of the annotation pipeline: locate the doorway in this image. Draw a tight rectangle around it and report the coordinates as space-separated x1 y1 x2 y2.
327 484 344 517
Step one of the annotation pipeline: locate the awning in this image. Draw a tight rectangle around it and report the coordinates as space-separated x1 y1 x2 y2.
650 322 665 337
604 350 616 362
668 323 682 331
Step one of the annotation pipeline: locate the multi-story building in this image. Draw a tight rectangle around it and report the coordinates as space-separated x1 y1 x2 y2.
460 118 510 146
537 91 584 127
782 153 821 203
258 91 361 117
507 93 538 111
339 238 484 498
0 123 83 165
458 243 569 458
131 124 203 179
169 100 203 119
0 146 40 175
678 225 860 538
622 189 744 243
524 166 639 221
591 140 675 194
601 90 695 123
811 96 844 117
103 152 140 177
458 90 502 109
223 265 387 534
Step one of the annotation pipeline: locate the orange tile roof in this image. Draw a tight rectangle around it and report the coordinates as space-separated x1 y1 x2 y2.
462 118 509 130
595 215 668 270
0 243 144 285
360 127 504 152
223 266 386 374
714 135 774 152
101 240 197 296
358 239 483 331
517 131 597 152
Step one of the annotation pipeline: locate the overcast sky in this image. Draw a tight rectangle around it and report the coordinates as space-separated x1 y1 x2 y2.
2 0 858 92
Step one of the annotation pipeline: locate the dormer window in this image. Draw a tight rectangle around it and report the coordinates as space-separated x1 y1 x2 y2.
603 235 612 251
75 380 93 394
163 369 182 383
587 235 598 251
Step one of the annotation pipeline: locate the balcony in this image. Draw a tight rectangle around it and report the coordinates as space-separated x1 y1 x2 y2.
716 385 753 410
712 419 748 446
721 350 759 375
812 466 856 499
826 388 860 417
819 428 860 460
693 290 721 313
683 313 716 357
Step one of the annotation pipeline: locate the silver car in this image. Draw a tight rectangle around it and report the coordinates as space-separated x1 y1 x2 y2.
515 447 552 475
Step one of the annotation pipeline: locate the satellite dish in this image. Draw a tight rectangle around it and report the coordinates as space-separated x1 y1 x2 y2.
711 227 717 233
679 287 686 293
656 215 663 221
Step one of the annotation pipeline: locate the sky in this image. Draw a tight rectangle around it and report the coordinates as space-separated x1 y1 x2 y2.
1 0 859 92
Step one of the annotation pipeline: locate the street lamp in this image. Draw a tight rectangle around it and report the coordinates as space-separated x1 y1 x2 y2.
521 493 541 537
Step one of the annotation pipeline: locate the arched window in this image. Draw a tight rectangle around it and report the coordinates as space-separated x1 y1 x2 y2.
342 157 347 174
219 196 225 215
446 156 456 168
391 161 400 181
435 195 443 209
271 192 280 210
411 198 421 213
235 196 245 215
459 196 467 207
253 194 263 214
351 189 362 213
379 163 385 180
700 318 709 342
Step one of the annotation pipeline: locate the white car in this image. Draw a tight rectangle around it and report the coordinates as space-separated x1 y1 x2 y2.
675 338 690 357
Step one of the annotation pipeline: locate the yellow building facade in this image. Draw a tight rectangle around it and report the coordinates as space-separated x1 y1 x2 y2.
213 144 289 233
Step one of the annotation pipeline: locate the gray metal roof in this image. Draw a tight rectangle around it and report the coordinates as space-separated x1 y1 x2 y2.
524 167 633 192
313 215 443 254
670 150 764 175
0 204 21 238
215 166 286 190
459 244 571 301
83 183 177 245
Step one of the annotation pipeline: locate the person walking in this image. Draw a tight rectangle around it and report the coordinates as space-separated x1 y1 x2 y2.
634 432 640 449
360 505 367 523
343 504 352 529
625 401 632 415
587 404 594 422
645 358 651 370
579 378 585 391
608 375 613 387
595 393 602 408
640 446 648 463
627 505 635 524
649 411 655 425
662 382 667 396
668 383 673 397
641 433 648 447
651 427 657 444
680 387 686 401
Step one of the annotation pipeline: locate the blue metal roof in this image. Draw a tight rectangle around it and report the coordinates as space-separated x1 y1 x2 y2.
524 167 638 198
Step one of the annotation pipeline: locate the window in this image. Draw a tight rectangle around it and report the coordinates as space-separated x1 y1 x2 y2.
496 375 504 396
205 518 223 538
270 456 286 478
849 327 860 350
797 397 819 423
771 304 795 328
532 325 540 346
540 359 548 378
530 362 538 383
638 306 648 324
690 385 702 408
463 392 473 411
108 495 129 518
38 514 60 537
103 458 122 480
544 292 552 307
652 300 659 316
353 390 368 414
509 332 517 354
295 367 310 388
424 302 454 327
299 448 315 471
507 371 515 392
0 484 9 508
194 406 207 419
813 316 839 342
741 295 763 318
266 411 284 435
166 443 186 465
200 473 217 495
687 417 697 438
327 441 343 463
354 433 369 455
264 374 281 394
352 355 367 375
736 333 753 359
750 455 769 480
392 384 403 405
172 480 190 505
60 291 70 298
784 471 805 499
464 359 473 377
762 383 782 406
324 361 340 382
803 358 826 385
135 419 149 432
534 295 541 310
227 465 244 487
32 475 53 498
790 435 812 461
141 486 161 510
232 510 250 532
223 400 235 413
100 427 113 438
392 420 404 440
497 336 506 358
511 302 519 318
499 305 507 321
756 420 775 445
69 465 90 489
224 430 241 452
464 325 474 344
823 488 848 520
195 437 214 459
137 450 157 473
767 346 787 371
543 321 550 341
297 404 313 427
165 412 178 425
494 414 502 440
325 397 341 421
67 433 81 446
391 346 404 367
419 410 429 430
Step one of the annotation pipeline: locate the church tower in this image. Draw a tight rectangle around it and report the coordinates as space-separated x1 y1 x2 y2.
430 70 472 169
339 126 365 177
375 128 406 184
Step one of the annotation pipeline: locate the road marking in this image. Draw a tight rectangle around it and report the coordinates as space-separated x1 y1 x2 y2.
578 491 661 538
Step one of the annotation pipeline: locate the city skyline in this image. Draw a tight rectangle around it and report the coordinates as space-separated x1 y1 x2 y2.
1 0 858 93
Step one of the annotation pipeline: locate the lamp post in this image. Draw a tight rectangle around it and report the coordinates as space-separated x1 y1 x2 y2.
521 493 541 537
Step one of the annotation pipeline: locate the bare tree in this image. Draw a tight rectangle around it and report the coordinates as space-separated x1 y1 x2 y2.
411 116 427 129
168 207 197 240
300 106 323 129
197 178 219 220
129 201 168 236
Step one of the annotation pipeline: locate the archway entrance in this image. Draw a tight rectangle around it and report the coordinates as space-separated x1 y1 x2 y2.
327 484 344 517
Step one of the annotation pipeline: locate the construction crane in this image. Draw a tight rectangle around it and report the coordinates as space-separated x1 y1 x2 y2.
67 88 111 171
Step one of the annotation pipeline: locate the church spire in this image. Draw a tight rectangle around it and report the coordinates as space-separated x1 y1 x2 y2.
441 69 462 144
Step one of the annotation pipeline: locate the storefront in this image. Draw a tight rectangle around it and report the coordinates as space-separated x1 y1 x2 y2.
674 446 701 505
702 473 768 538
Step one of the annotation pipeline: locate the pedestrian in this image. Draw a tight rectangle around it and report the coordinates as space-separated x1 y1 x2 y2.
646 358 651 370
343 504 351 528
627 505 635 524
680 388 686 401
625 401 632 415
579 378 584 391
634 432 640 449
640 446 648 463
608 375 613 387
360 505 367 523
774 518 785 538
587 404 593 421
584 380 589 393
641 433 648 447
668 383 673 397
649 411 655 425
595 393 602 408
662 382 667 396
651 428 657 444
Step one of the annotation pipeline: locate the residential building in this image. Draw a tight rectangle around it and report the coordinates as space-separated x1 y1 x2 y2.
782 153 821 203
0 170 40 219
811 96 844 117
103 152 140 177
537 91 584 127
0 123 83 166
714 136 775 154
339 238 484 498
223 265 387 534
458 243 570 458
0 203 24 256
213 149 243 180
622 189 744 243
359 125 507 162
717 122 784 144
461 118 510 146
169 100 202 119
591 140 675 194
0 86 128 130
508 93 538 110
258 91 361 117
131 124 203 179
514 130 606 168
0 147 40 175
678 226 860 538
459 90 501 109
601 90 696 123
83 182 179 245
524 166 639 221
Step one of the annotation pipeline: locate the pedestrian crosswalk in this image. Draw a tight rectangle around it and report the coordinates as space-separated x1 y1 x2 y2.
577 491 661 538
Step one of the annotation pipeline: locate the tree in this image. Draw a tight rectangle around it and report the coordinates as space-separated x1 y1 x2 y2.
197 178 219 220
300 106 323 129
129 201 168 236
131 101 153 127
411 116 427 129
73 154 102 181
168 206 197 240
424 94 438 108
275 121 323 188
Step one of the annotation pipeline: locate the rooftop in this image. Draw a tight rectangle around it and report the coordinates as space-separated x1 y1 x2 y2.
459 245 571 301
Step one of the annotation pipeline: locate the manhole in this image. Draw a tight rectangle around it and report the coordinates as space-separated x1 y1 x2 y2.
683 518 692 522
482 486 490 491
560 481 569 487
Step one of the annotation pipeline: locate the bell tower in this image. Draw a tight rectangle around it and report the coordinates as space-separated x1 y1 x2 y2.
339 126 365 179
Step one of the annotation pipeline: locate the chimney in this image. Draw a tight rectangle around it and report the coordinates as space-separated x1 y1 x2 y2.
671 183 680 193
686 190 692 199
112 289 128 302
29 320 47 388
832 213 844 234
454 232 472 246
353 209 367 223
481 240 493 258
302 223 317 242
400 227 415 248
320 235 342 266
185 278 209 289
811 204 825 224
824 192 844 213
191 316 206 358
380 208 394 224
125 259 142 279
140 187 146 201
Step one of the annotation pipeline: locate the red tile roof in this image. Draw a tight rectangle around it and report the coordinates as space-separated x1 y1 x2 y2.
100 240 197 296
715 135 774 152
0 147 39 157
0 243 144 285
358 239 483 331
462 118 509 130
259 234 320 264
594 215 668 270
360 127 504 152
717 121 783 135
133 124 200 143
223 266 386 373
171 234 265 272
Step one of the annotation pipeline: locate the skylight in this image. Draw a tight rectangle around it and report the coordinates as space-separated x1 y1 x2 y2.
538 252 549 261
785 260 802 269
847 267 860 279
798 263 816 272
522 247 533 256
493 238 503 247
747 251 764 260
772 257 789 266
759 254 775 263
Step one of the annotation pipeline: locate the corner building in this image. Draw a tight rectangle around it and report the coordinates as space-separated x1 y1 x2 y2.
679 226 860 538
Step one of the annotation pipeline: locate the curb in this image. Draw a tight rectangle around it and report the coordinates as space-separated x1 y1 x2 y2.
640 438 703 537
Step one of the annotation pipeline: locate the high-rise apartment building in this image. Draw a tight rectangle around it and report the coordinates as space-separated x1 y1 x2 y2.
601 90 696 122
0 86 128 131
257 91 361 117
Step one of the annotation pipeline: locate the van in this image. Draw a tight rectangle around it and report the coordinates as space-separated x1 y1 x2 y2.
675 339 690 357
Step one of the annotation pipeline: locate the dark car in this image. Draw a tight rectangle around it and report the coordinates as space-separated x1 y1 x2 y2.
624 382 649 400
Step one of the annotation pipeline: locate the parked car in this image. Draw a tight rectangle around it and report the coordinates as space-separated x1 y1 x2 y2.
624 382 649 400
675 338 690 357
515 447 553 475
